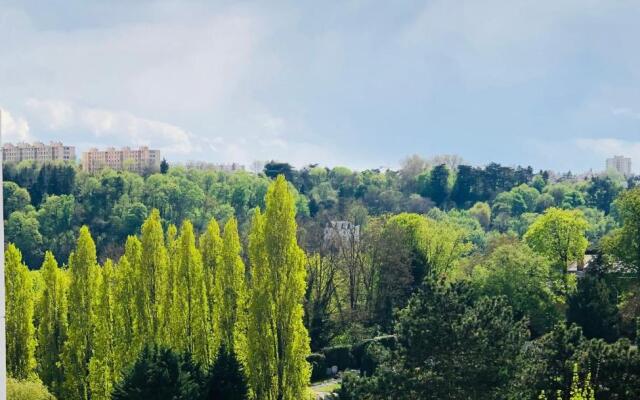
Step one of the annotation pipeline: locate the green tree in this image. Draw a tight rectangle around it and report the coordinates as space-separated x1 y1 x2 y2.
3 181 31 218
203 345 249 400
112 252 142 381
246 175 311 400
89 260 116 400
602 188 640 276
200 218 223 354
173 220 211 365
139 209 170 344
524 208 588 274
6 210 44 268
111 347 205 400
62 226 98 400
215 217 247 355
36 251 68 396
472 242 561 336
5 243 36 379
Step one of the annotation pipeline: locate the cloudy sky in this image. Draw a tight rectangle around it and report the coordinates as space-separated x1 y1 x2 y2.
1 0 640 172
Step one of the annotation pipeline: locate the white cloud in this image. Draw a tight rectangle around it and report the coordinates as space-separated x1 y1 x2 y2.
575 138 640 165
0 108 32 143
25 99 195 156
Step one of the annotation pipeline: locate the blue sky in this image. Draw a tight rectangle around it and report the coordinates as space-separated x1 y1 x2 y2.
1 0 640 172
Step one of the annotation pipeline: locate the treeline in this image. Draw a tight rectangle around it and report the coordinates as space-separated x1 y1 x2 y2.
6 176 310 400
2 156 628 270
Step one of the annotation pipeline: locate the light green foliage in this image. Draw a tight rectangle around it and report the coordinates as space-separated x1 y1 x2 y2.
111 253 141 380
62 226 98 400
89 260 116 400
246 176 311 400
139 209 170 344
524 208 589 273
472 243 561 335
5 244 37 379
215 217 247 357
602 188 640 275
36 252 68 396
7 378 56 400
200 218 223 354
173 220 211 365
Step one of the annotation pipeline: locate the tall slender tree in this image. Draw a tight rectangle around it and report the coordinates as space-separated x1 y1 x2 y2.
173 220 211 365
246 175 311 400
200 219 223 354
89 260 116 400
139 209 170 344
112 253 141 379
215 217 247 356
5 243 36 380
36 251 68 396
62 226 98 400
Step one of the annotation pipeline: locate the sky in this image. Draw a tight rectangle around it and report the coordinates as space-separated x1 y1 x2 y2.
1 0 640 172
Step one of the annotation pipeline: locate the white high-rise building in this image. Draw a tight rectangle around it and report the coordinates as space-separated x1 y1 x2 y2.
82 146 161 174
2 141 76 163
606 156 632 177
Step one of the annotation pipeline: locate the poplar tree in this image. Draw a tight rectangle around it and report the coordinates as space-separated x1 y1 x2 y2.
200 218 223 353
112 253 141 375
215 217 247 356
36 251 68 396
139 209 170 344
246 176 311 400
174 220 211 365
62 226 98 400
5 243 36 379
164 224 179 346
89 260 116 400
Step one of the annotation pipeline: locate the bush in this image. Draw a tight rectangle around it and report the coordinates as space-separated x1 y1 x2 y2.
322 345 353 371
7 378 56 400
307 353 327 382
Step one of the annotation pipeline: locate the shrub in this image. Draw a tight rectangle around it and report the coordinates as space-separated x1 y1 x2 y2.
322 345 353 371
307 353 327 382
7 378 56 400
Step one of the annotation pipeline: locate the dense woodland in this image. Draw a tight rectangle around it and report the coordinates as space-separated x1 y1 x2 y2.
4 155 640 399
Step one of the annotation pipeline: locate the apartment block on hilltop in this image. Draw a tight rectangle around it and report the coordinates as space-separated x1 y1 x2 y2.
606 155 632 177
2 141 76 163
82 146 161 174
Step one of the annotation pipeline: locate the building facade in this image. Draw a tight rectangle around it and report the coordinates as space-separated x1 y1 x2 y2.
2 142 76 163
323 220 360 249
606 156 632 176
82 146 161 174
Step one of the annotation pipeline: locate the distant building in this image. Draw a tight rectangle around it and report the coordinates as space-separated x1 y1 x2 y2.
2 141 76 163
183 161 246 172
606 156 632 177
323 221 360 248
82 146 160 174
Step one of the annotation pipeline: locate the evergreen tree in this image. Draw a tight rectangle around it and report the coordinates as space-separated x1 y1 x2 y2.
203 345 249 400
215 217 247 356
112 347 205 400
200 219 223 355
246 175 311 400
89 260 116 400
139 209 170 344
62 226 98 400
174 220 211 365
5 243 36 379
36 251 68 396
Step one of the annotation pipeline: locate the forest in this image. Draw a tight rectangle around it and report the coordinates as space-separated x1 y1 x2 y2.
4 155 640 399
